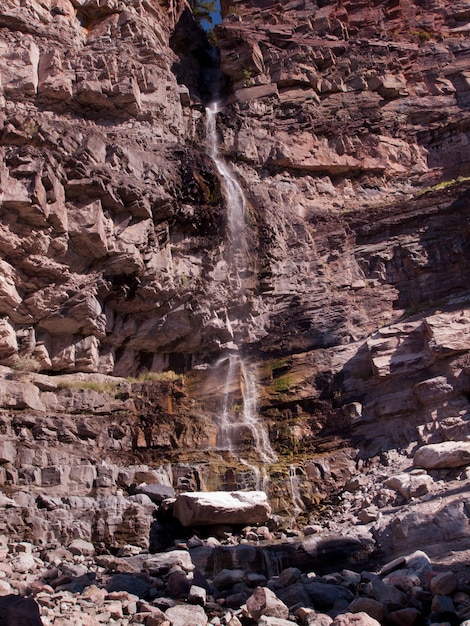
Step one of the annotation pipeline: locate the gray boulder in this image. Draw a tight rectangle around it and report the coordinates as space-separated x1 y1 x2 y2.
413 441 470 469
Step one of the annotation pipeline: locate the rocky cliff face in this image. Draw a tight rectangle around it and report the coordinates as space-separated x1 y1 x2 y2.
0 0 229 377
1 0 470 579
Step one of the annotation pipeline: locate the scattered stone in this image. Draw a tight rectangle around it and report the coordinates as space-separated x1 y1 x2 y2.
246 586 289 621
303 525 322 536
331 612 381 626
429 571 458 596
134 483 175 503
358 506 379 523
213 569 246 590
431 594 456 614
165 603 208 625
10 553 36 574
299 608 333 625
342 570 361 585
188 584 207 606
143 550 194 575
165 567 191 598
68 539 95 557
0 580 13 596
305 581 354 610
257 617 298 626
347 597 385 622
106 574 150 597
272 567 302 588
386 608 421 626
385 472 434 500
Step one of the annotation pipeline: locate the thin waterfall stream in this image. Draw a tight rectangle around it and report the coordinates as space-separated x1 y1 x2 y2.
205 102 277 467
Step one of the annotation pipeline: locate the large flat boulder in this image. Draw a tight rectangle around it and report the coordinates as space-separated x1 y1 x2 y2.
173 491 271 527
413 441 470 469
424 310 470 355
0 380 45 412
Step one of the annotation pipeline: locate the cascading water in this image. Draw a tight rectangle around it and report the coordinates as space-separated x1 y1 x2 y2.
206 103 248 285
205 102 277 467
289 464 304 515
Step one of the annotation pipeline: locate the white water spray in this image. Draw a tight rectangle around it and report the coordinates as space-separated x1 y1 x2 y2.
205 102 276 465
206 102 246 254
289 464 304 515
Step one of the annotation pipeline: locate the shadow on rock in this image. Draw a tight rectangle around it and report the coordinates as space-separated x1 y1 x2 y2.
0 595 43 626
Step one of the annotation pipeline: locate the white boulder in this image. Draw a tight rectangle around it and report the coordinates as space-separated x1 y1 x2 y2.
413 441 470 469
173 491 271 527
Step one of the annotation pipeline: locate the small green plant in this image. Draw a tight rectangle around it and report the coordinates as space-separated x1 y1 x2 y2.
22 119 39 135
189 0 217 29
207 29 218 46
129 370 185 384
273 375 293 393
227 4 242 16
411 29 432 42
12 355 41 373
141 370 181 382
242 68 255 87
417 175 470 196
270 357 288 372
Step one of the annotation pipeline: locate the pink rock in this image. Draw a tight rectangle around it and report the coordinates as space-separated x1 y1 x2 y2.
348 597 385 622
429 571 458 595
331 612 381 626
246 587 289 621
165 604 207 626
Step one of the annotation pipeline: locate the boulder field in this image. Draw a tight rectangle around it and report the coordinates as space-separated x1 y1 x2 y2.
1 536 470 625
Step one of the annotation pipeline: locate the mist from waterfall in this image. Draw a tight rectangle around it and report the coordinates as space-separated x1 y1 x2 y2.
205 102 277 466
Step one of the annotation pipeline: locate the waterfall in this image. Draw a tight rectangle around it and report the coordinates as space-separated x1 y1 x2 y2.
289 464 304 515
206 102 247 284
205 102 277 466
206 102 245 244
217 352 238 452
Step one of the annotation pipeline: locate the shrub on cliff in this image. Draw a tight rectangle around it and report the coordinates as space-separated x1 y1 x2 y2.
189 0 218 28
